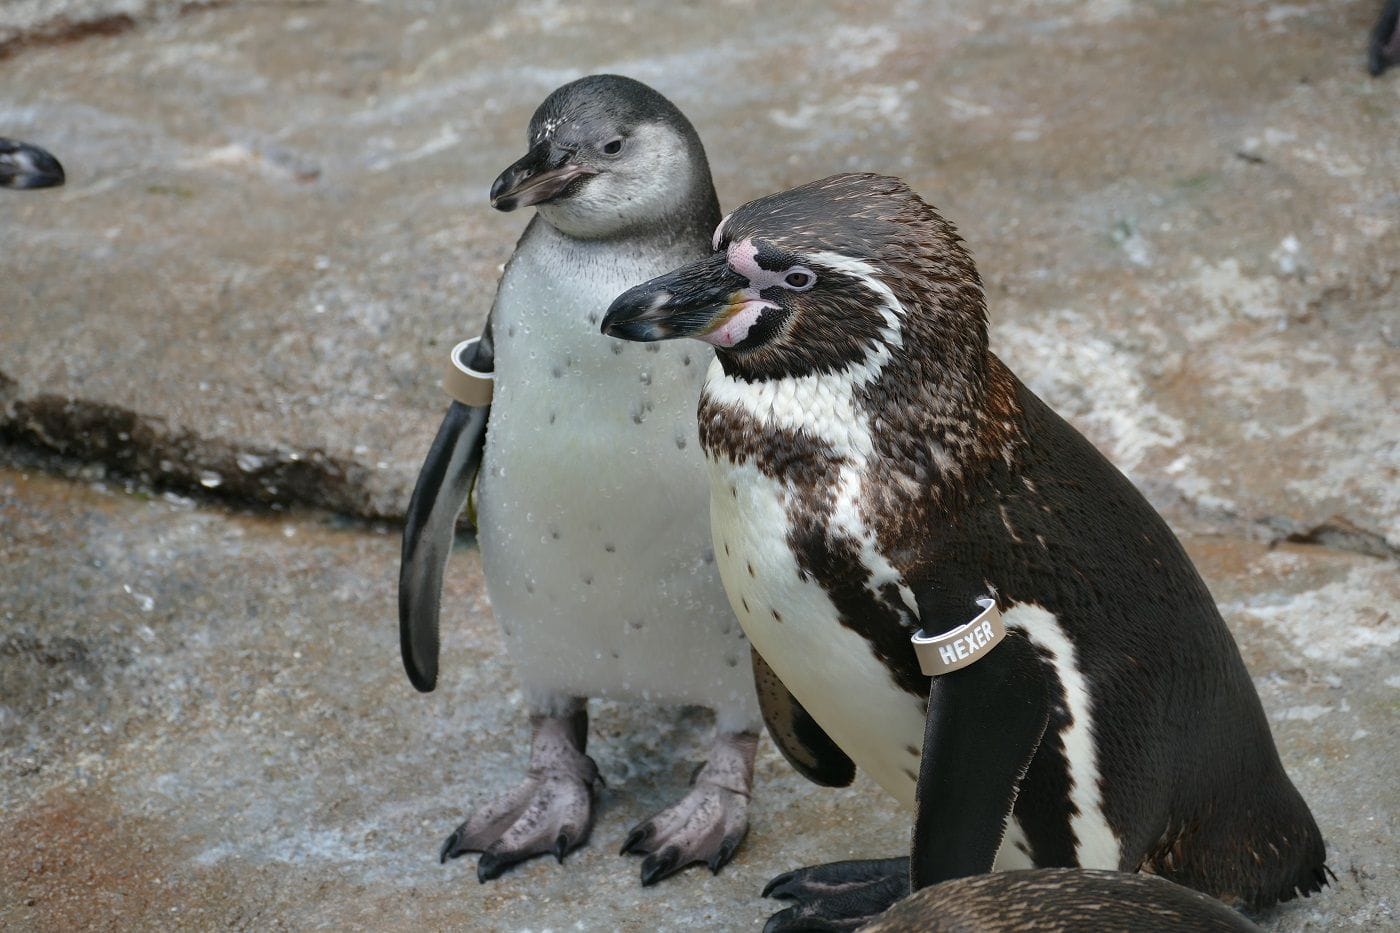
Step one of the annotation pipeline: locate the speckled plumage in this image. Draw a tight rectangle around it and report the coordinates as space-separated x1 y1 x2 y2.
400 75 758 886
865 869 1263 932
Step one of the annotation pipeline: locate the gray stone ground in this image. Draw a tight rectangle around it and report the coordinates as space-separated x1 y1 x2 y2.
0 0 1395 930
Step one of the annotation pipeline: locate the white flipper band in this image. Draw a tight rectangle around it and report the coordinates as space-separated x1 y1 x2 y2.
911 597 1007 676
443 337 494 407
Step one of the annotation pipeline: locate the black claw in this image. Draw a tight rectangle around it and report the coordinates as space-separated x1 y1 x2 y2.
763 909 851 933
477 852 515 883
708 833 744 875
762 870 800 900
640 846 680 887
762 908 807 933
619 825 649 856
440 831 462 864
554 833 570 864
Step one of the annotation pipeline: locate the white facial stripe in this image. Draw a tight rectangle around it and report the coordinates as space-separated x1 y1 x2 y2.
809 251 905 350
712 212 733 251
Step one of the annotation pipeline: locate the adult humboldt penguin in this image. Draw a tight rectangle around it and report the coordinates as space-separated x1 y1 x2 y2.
0 138 64 189
399 75 759 886
602 174 1328 929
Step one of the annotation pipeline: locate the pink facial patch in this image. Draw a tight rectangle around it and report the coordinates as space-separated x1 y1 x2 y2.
702 300 771 348
726 238 788 290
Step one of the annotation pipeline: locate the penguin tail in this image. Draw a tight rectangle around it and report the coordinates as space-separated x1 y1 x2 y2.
1138 780 1328 913
399 400 489 692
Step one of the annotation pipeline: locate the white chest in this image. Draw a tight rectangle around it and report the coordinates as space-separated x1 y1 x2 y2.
472 225 754 715
706 451 929 808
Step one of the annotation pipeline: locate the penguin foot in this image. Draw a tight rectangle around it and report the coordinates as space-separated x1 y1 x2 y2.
620 777 750 885
761 858 909 933
440 762 600 881
440 709 600 882
620 729 757 886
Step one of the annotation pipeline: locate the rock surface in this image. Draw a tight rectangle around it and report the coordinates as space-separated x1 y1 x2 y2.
0 0 1395 930
1 469 1395 931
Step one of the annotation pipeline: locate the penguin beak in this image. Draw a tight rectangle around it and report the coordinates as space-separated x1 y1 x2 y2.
489 140 596 211
602 253 777 347
0 141 65 190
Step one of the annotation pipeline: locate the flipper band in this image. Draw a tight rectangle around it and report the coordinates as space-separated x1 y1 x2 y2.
912 597 1006 676
443 337 494 407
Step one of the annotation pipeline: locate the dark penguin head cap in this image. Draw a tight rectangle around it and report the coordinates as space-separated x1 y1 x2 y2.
0 138 65 190
602 173 986 382
490 74 719 241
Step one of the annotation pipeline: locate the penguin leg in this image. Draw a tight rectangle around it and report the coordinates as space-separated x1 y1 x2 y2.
1371 0 1400 75
619 728 758 885
440 699 601 882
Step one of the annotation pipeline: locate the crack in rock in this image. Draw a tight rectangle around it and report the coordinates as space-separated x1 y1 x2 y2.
1 393 387 521
0 1 237 62
1282 516 1398 562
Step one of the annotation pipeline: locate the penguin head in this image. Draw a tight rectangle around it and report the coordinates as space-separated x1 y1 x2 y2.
490 75 718 240
602 173 987 382
0 138 65 190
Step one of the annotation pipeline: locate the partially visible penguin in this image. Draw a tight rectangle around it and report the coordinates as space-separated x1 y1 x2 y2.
864 870 1262 932
1372 0 1400 74
0 138 64 189
399 75 760 886
602 173 1327 929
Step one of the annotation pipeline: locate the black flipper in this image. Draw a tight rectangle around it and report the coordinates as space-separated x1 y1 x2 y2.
1371 0 1400 75
398 323 494 692
0 138 65 189
752 648 856 787
910 619 1050 890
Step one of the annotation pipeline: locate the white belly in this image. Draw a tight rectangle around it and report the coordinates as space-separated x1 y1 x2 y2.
476 228 755 722
708 454 1038 869
708 456 929 806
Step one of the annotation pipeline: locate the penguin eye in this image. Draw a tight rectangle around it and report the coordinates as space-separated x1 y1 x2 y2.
782 268 815 291
601 137 625 156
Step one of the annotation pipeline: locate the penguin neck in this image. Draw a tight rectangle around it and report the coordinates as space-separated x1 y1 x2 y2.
533 194 717 254
702 307 1021 521
533 158 720 249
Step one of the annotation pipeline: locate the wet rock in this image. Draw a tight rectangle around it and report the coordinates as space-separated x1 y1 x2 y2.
0 1 1395 929
0 0 1393 543
0 468 1394 929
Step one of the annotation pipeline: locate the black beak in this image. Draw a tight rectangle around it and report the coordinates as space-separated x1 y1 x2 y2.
489 140 595 211
0 139 65 190
601 253 762 345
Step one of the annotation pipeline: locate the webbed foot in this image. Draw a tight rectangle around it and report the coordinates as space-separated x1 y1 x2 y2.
440 707 600 882
620 730 757 885
762 857 909 932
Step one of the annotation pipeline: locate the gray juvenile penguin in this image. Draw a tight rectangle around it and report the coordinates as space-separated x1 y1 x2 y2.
0 138 64 189
603 174 1326 929
399 75 759 886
